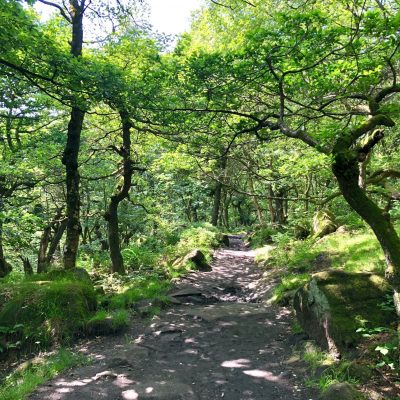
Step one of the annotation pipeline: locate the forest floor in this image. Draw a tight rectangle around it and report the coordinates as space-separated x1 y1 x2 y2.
28 236 318 400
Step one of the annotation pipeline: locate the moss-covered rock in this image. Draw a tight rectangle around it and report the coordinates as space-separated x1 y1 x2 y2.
0 280 97 351
320 382 366 400
313 210 338 239
346 361 373 384
173 249 211 272
293 271 395 357
45 268 92 282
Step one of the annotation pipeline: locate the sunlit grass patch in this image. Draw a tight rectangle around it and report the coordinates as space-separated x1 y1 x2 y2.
0 349 89 400
108 276 170 310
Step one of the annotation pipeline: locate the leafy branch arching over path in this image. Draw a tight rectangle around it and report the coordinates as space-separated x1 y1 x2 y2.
29 237 316 400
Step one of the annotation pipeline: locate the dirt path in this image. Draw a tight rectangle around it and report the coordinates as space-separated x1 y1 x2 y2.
29 236 316 400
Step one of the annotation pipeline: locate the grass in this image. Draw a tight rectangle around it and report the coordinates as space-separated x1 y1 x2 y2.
108 276 171 310
299 343 359 391
86 309 130 335
260 226 389 303
268 227 386 273
270 273 310 303
0 349 89 400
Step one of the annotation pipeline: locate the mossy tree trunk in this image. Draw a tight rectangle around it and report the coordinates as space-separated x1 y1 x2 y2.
333 152 400 316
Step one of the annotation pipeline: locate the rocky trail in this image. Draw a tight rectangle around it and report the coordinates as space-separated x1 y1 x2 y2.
29 236 317 400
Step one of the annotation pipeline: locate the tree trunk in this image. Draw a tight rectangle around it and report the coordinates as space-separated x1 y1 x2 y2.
211 181 223 226
62 1 85 269
106 199 124 272
249 176 264 225
38 210 66 272
62 107 84 269
104 111 133 274
333 154 400 315
268 184 275 224
358 153 371 190
305 174 312 212
0 218 11 278
46 219 67 265
37 225 51 273
274 188 287 226
211 153 227 226
21 257 33 276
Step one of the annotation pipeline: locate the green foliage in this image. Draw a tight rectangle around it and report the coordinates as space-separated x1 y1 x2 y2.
314 362 359 392
121 244 158 271
0 349 89 400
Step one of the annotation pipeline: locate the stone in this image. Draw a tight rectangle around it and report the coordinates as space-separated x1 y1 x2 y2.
336 225 348 234
86 316 117 336
312 252 332 270
293 271 395 357
169 287 204 297
347 361 373 383
221 234 230 247
165 295 182 305
173 249 211 272
320 382 366 400
313 210 338 239
134 299 158 316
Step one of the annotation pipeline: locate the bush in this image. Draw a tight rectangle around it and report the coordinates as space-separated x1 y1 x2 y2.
0 280 97 353
174 224 222 260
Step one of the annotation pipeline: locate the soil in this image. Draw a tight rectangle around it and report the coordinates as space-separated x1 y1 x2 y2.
28 236 318 400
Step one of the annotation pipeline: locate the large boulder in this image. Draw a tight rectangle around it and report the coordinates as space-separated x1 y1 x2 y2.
293 271 395 357
173 249 211 272
313 210 338 239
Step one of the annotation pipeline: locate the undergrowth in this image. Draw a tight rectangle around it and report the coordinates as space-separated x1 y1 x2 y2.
0 349 89 400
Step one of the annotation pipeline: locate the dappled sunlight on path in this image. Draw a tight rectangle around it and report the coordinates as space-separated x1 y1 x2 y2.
29 236 316 400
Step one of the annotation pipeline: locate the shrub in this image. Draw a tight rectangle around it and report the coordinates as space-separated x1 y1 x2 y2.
249 225 279 248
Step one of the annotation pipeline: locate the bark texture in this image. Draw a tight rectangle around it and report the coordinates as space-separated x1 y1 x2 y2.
104 112 133 274
62 1 85 269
